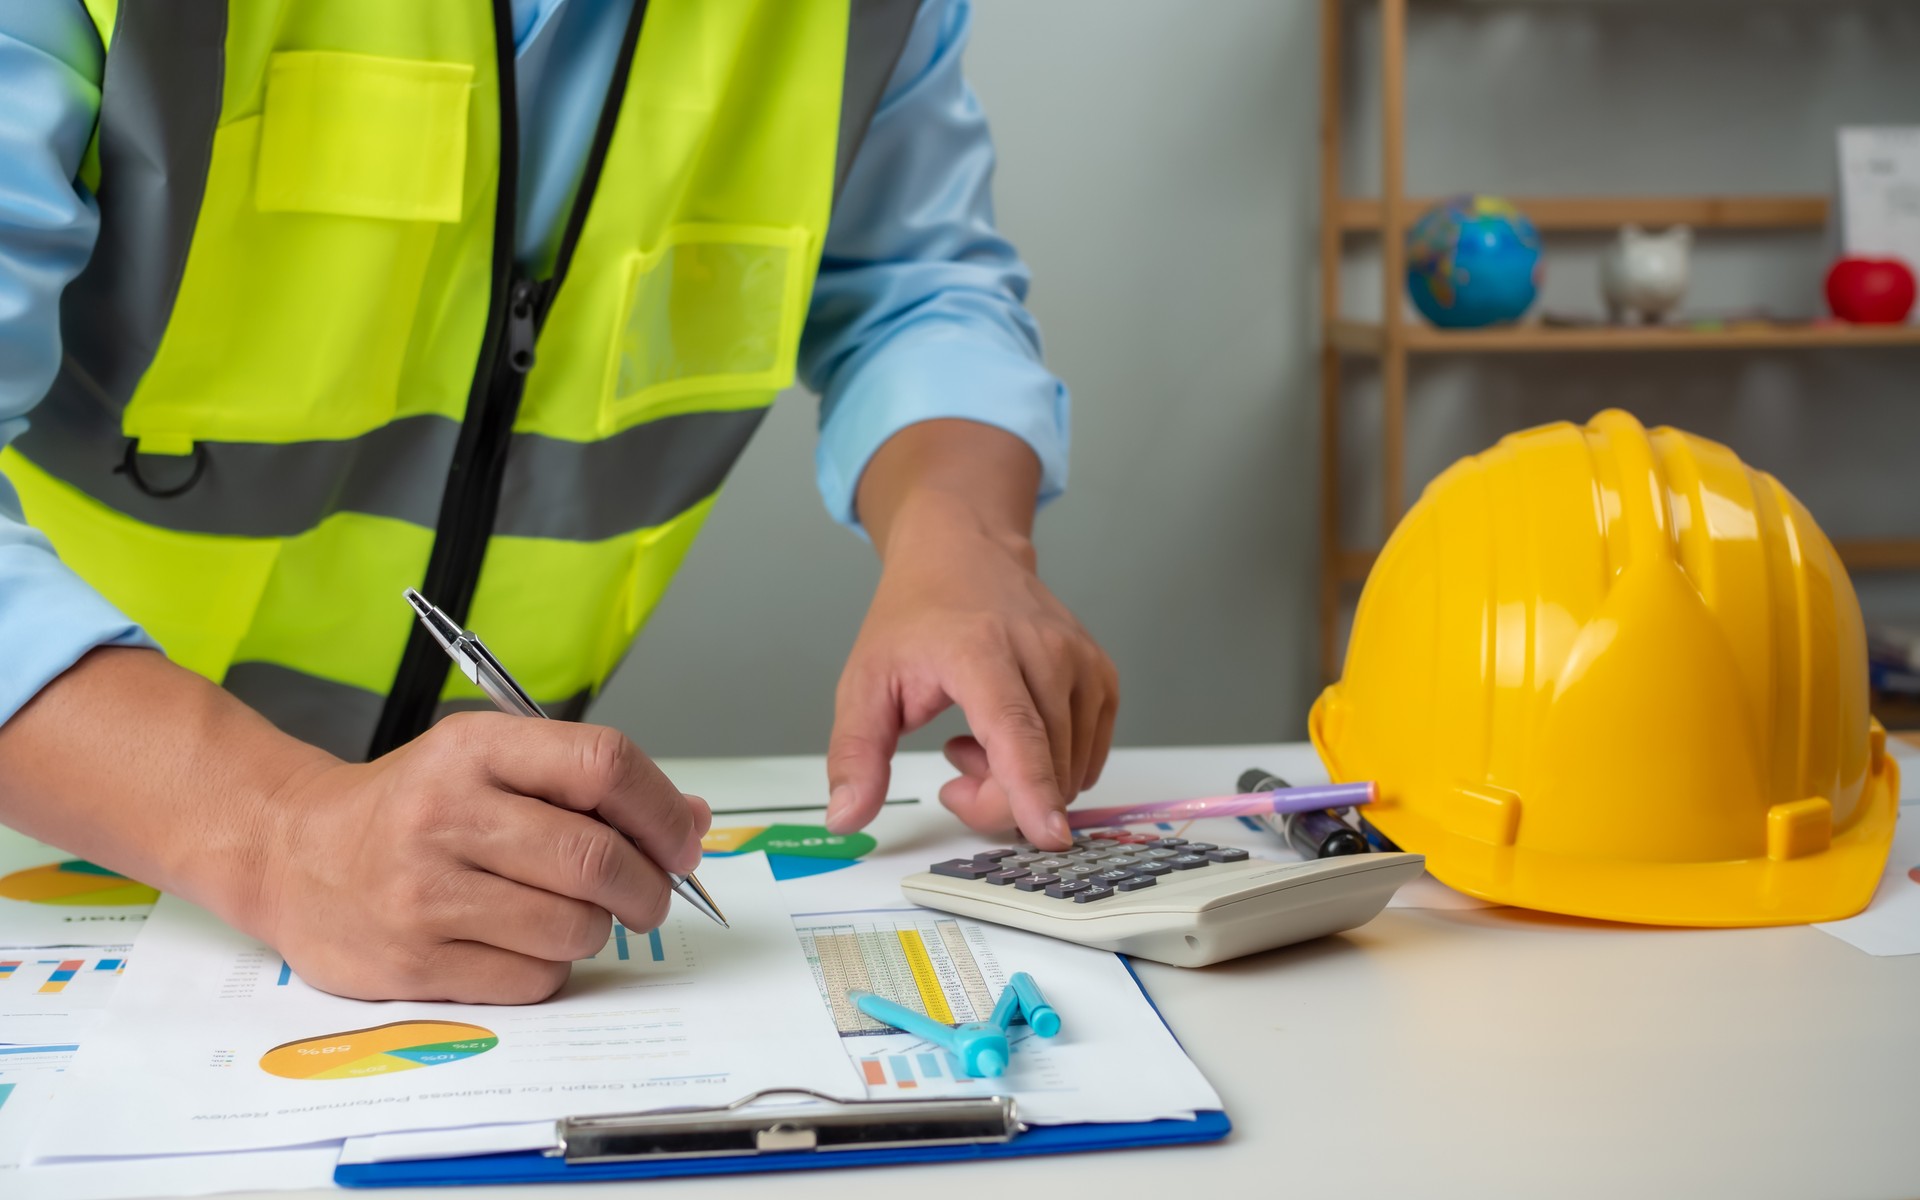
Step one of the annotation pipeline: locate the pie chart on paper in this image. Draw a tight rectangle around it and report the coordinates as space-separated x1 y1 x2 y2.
260 1020 498 1081
0 859 159 907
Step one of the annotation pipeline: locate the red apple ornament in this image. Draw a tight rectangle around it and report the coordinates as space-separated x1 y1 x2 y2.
1826 257 1917 324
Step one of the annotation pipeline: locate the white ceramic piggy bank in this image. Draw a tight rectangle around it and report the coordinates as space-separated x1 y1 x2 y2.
1601 225 1691 323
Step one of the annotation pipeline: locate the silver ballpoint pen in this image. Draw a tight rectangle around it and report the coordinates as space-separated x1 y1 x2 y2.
402 588 728 928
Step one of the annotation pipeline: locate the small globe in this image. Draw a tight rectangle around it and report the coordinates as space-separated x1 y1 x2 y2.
1405 196 1542 328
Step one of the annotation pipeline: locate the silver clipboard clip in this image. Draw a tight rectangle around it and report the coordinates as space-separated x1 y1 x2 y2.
554 1088 1024 1164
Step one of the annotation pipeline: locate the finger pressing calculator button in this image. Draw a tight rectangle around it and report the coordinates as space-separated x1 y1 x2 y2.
1168 854 1212 870
984 869 1030 885
932 859 998 880
1116 875 1157 891
1045 880 1093 899
1206 848 1250 863
1074 884 1117 903
1015 873 1059 892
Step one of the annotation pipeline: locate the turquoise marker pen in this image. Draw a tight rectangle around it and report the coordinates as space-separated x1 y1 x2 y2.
1009 972 1060 1037
850 991 1010 1078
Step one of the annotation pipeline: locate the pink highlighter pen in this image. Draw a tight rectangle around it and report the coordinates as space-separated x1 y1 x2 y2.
1065 780 1377 830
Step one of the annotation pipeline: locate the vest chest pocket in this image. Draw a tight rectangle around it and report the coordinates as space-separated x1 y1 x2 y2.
598 224 813 433
123 51 481 453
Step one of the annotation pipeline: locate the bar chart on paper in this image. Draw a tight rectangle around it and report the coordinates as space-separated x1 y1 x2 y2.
0 951 127 1003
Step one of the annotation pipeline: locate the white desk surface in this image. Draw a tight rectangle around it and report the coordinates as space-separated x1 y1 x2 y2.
209 743 1918 1200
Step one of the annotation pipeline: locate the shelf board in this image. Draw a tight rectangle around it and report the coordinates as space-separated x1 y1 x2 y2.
1327 319 1920 355
1339 194 1829 234
1333 539 1920 582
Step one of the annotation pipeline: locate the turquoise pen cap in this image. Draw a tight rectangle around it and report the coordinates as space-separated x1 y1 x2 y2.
1009 972 1060 1037
989 982 1022 1032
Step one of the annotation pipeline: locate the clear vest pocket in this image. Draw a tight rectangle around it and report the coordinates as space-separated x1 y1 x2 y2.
599 224 812 432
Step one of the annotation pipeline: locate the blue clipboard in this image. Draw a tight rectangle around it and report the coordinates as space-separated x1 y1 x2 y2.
335 960 1228 1187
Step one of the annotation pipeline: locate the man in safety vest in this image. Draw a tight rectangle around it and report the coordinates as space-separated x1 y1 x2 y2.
0 1 1116 1001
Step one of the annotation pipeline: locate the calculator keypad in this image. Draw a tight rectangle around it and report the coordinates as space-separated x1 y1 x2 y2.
928 830 1249 903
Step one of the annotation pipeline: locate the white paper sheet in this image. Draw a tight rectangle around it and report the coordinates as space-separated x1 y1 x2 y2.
791 905 1218 1123
30 853 860 1161
1814 813 1920 956
0 829 156 948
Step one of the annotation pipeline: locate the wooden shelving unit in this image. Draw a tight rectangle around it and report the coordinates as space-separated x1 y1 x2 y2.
1318 0 1920 681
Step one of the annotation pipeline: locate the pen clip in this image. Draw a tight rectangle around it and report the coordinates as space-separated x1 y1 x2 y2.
457 631 547 720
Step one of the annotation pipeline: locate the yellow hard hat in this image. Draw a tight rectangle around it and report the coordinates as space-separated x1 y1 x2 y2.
1311 409 1898 926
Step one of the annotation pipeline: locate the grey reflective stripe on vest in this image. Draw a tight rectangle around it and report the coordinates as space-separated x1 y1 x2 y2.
836 0 922 202
224 662 592 763
16 403 767 543
57 2 224 409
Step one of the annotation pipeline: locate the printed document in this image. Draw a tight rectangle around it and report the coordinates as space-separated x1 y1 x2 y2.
30 853 858 1160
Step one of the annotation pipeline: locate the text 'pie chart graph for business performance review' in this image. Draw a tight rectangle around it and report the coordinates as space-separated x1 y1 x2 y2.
260 1021 499 1081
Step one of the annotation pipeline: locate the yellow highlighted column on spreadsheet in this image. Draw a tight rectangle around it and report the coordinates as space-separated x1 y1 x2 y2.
895 930 955 1024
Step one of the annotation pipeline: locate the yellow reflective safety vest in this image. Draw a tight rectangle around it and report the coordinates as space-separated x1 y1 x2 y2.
3 0 918 758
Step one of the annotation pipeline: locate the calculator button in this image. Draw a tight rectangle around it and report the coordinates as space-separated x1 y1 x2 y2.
1142 848 1181 861
1093 868 1135 884
1005 853 1047 867
1015 874 1059 892
1045 880 1092 899
1183 843 1217 853
1168 854 1212 870
1084 839 1119 849
1150 838 1188 848
931 859 997 880
1101 855 1142 869
1130 862 1173 877
1031 858 1072 874
1074 884 1117 903
1206 848 1251 863
976 848 1017 861
1116 875 1158 891
1055 867 1099 882
984 869 1030 886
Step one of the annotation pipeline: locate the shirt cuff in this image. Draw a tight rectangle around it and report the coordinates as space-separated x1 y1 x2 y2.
814 319 1071 531
0 537 156 727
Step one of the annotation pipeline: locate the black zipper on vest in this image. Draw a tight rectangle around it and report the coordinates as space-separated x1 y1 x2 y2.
369 0 651 759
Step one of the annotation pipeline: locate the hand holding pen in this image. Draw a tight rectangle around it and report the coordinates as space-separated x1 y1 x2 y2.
405 590 726 928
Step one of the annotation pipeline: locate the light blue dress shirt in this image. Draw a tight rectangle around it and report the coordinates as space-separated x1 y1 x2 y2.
0 0 1068 728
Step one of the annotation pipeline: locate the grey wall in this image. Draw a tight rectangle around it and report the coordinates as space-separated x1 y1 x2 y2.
597 0 1920 760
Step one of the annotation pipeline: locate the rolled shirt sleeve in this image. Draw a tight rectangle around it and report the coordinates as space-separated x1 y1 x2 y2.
800 0 1069 531
0 2 155 727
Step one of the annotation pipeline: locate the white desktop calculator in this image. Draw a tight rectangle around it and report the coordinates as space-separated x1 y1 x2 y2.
900 831 1423 967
